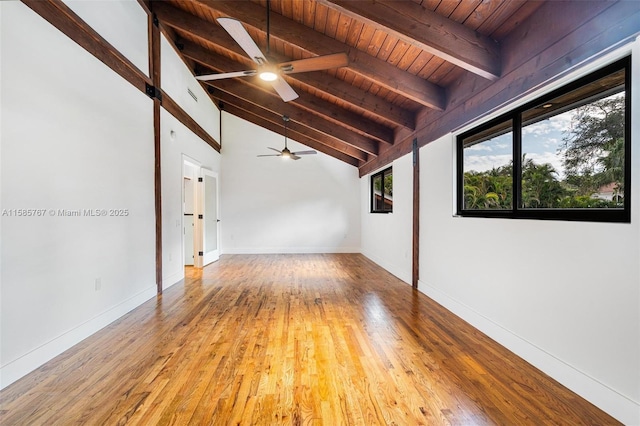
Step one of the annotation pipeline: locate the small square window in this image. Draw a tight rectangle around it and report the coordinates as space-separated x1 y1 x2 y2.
371 167 392 213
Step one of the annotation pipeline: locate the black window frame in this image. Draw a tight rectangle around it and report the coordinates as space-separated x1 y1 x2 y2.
370 166 393 213
456 56 631 223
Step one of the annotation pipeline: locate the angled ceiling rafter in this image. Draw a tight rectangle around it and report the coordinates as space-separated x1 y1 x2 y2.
214 93 369 164
317 0 501 80
153 2 395 146
204 78 379 157
181 41 390 146
188 0 446 110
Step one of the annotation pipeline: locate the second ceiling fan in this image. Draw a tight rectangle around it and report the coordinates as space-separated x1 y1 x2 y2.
258 116 317 160
196 0 348 102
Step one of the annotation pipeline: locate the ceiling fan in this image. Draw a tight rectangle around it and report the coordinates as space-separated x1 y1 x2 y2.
258 116 317 160
196 0 348 102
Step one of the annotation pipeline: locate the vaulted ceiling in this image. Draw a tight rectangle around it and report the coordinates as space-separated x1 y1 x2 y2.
150 0 545 170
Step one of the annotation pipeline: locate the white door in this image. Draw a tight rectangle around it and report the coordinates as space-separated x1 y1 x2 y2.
196 169 220 266
183 177 195 266
184 215 194 265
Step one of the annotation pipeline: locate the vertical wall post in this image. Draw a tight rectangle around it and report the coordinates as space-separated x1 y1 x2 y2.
412 138 420 289
150 12 163 294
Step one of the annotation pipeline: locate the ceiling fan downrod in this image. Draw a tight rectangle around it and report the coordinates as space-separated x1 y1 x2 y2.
283 115 289 149
266 0 271 56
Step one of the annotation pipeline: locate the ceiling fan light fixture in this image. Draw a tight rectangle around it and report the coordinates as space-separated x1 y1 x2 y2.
259 70 278 81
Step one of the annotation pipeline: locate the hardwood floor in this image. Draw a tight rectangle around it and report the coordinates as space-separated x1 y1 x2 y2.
0 254 620 425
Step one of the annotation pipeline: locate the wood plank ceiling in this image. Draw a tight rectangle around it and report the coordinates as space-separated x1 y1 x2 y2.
150 0 545 171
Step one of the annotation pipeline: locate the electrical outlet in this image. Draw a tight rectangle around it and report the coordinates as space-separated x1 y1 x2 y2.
95 278 102 291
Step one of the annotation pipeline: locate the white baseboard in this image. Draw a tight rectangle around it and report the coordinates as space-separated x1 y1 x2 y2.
163 270 185 291
221 247 361 255
417 279 640 426
360 250 412 285
0 285 157 390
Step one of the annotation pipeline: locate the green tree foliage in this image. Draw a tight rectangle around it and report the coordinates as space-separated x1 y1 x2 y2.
464 159 620 209
383 174 393 197
561 95 625 199
521 158 566 208
464 160 567 209
464 164 512 209
373 174 393 196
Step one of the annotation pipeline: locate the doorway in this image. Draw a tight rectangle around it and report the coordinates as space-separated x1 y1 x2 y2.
183 157 220 269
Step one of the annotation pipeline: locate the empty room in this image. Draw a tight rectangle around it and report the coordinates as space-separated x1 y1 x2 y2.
1 0 639 424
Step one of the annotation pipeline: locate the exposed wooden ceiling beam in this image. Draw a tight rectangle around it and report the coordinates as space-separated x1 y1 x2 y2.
153 3 394 145
318 0 501 81
213 95 367 165
204 78 379 156
284 66 415 130
154 4 413 130
176 14 416 130
190 0 446 110
187 46 392 146
358 0 640 177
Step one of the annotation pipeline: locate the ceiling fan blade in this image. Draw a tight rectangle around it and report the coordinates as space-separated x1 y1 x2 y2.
291 155 302 160
217 17 268 64
279 53 349 74
196 70 257 81
270 77 299 102
257 154 282 157
267 147 282 153
291 150 317 156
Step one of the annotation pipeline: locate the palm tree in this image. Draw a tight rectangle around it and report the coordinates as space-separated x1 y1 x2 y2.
463 167 512 209
521 159 566 208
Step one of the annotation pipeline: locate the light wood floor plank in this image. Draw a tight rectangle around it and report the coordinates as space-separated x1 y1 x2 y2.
0 254 621 425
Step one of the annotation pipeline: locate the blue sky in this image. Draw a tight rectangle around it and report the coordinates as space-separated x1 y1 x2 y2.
464 92 623 180
464 113 572 179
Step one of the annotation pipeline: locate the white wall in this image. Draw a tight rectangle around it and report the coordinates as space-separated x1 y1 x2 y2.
220 113 360 254
416 43 640 424
1 2 155 388
63 0 149 76
360 154 413 284
161 36 220 142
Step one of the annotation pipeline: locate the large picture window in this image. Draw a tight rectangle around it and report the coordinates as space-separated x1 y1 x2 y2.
371 167 392 213
457 57 631 222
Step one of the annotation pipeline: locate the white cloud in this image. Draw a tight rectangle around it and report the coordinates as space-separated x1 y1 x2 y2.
543 137 560 149
524 151 567 179
467 144 493 152
523 113 573 139
464 154 512 173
